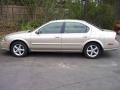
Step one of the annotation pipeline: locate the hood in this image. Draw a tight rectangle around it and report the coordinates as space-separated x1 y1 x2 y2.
5 30 31 39
7 31 29 36
6 30 31 38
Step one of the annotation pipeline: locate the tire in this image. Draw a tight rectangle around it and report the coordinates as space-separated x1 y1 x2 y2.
83 43 102 59
10 41 28 57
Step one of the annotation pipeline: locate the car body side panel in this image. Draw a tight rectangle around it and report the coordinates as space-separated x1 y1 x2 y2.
0 32 31 51
61 33 89 50
30 33 62 51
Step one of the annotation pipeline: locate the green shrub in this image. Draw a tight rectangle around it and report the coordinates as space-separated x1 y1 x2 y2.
87 3 115 29
63 1 83 19
15 1 116 30
18 19 45 31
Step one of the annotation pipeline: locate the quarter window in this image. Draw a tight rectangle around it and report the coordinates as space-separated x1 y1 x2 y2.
39 22 63 34
64 22 89 33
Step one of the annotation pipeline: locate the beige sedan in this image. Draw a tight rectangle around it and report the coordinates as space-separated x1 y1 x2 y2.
1 20 119 58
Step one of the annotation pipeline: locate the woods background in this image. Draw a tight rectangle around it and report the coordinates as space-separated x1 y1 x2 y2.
0 0 120 35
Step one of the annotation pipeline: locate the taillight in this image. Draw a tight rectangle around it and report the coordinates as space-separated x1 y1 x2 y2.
115 35 117 40
115 35 119 41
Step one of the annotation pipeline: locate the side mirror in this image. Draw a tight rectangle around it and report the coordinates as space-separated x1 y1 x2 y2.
35 31 40 34
35 31 39 34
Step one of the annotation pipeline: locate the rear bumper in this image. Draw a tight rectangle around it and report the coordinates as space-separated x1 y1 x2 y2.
104 40 120 51
104 47 119 51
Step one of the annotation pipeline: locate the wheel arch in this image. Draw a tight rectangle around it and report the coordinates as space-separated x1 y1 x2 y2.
10 39 30 51
82 40 104 52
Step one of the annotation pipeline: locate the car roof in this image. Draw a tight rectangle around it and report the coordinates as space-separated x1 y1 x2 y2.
49 19 87 23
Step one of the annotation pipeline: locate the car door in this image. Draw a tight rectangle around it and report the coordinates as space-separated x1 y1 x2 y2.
30 22 64 51
62 22 90 50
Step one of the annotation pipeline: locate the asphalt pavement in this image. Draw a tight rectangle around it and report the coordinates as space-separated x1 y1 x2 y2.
0 48 120 90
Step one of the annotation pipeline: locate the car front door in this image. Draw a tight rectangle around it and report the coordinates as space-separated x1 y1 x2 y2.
31 22 64 51
62 22 90 50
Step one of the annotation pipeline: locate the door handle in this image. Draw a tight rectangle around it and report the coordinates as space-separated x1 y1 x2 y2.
55 37 60 38
84 36 87 38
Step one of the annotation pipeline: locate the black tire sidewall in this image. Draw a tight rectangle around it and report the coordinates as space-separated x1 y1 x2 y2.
10 41 28 57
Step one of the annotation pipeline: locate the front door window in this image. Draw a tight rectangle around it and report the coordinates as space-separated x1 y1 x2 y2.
39 22 63 34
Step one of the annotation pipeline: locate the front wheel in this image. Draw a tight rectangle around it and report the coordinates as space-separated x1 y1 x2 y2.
10 41 28 57
83 43 102 59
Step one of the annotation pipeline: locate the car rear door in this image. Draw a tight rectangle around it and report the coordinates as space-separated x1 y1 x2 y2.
61 22 90 51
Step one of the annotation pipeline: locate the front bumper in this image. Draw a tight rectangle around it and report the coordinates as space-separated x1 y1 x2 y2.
0 40 10 51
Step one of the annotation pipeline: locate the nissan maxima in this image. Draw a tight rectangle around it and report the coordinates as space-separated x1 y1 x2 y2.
0 20 119 58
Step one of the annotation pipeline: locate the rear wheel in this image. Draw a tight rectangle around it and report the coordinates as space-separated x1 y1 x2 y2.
83 43 102 59
10 41 28 57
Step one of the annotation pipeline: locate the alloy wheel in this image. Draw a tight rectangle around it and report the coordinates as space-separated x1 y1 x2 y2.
86 45 99 58
13 44 25 56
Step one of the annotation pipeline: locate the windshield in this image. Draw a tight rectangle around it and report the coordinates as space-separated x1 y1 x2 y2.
28 22 47 33
27 26 40 32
